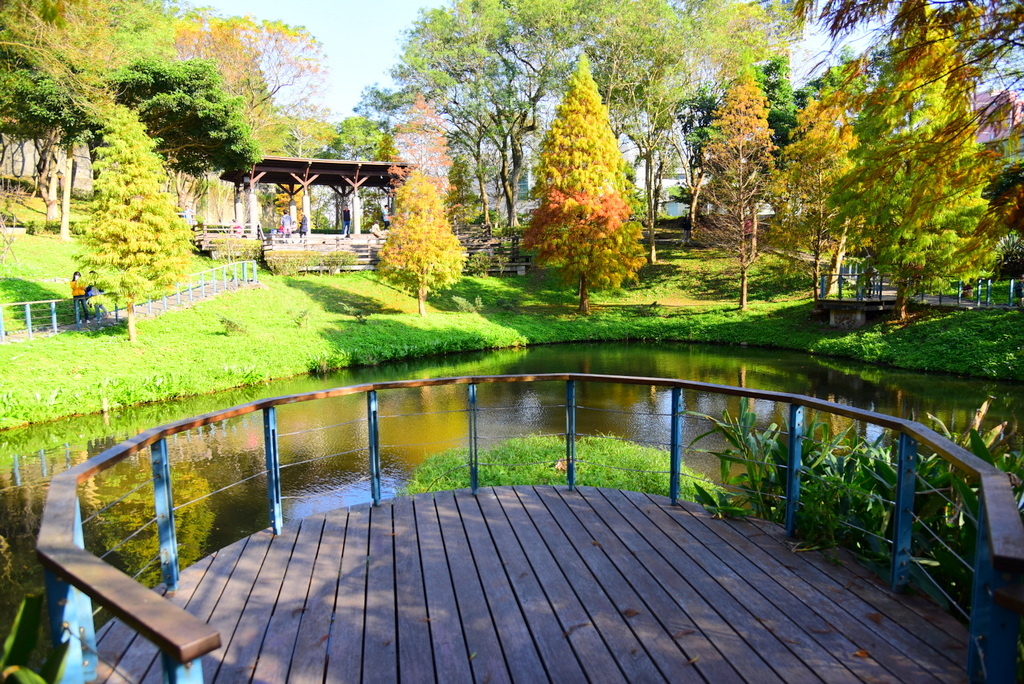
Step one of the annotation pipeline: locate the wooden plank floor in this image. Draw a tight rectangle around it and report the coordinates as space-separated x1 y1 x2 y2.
93 486 967 683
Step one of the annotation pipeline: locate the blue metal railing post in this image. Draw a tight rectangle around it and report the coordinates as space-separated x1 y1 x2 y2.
838 274 844 299
367 391 382 506
151 437 180 591
958 281 963 304
967 504 1021 682
819 275 827 300
669 387 682 504
785 404 805 537
25 302 33 339
50 301 58 334
986 279 992 306
566 380 576 490
161 653 205 684
976 279 983 307
200 273 206 298
44 498 97 682
263 407 283 534
468 383 479 494
891 433 917 592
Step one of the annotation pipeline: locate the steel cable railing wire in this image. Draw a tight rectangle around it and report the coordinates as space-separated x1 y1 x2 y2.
912 470 979 527
170 470 268 513
278 446 368 471
277 415 367 438
910 511 975 573
97 518 158 562
573 458 672 475
82 479 156 525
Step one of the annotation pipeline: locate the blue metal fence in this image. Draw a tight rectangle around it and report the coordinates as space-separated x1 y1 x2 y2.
1 261 258 343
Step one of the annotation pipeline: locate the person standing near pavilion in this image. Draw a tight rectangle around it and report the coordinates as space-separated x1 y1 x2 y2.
299 213 309 241
342 206 351 237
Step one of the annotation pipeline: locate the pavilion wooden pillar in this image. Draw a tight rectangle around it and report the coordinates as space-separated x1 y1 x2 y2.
233 184 244 228
289 170 319 231
246 170 266 237
344 168 368 235
283 184 298 227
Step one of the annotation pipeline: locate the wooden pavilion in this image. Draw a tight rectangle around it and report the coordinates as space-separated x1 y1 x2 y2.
219 157 410 237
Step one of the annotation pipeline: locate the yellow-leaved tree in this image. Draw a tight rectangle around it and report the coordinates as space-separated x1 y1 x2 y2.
82 106 193 343
524 56 644 315
377 169 465 315
771 90 858 305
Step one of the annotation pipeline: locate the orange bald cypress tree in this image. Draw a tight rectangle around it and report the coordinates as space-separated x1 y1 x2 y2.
523 56 643 315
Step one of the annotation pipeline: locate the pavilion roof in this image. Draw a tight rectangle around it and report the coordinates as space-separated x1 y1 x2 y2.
220 156 410 190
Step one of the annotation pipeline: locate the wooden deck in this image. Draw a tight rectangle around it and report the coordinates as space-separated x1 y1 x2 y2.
93 486 967 683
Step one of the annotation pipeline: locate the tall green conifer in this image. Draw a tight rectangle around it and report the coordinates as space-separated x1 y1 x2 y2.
524 56 643 314
82 106 193 342
377 169 465 315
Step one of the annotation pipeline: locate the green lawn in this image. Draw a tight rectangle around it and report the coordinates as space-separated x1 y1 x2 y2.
1 235 1021 430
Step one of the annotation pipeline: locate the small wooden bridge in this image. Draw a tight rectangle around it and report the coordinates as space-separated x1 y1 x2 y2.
94 486 966 683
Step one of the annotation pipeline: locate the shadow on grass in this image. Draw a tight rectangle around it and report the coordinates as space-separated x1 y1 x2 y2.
0 278 66 304
283 276 404 315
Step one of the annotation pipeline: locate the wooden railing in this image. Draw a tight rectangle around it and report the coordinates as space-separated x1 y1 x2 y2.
37 374 1024 683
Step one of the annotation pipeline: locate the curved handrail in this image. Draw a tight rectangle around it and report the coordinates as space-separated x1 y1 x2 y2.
37 373 1024 678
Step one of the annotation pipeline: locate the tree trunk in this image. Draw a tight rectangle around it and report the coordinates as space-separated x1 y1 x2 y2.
812 258 822 306
34 134 59 220
739 266 748 311
644 147 658 264
44 161 59 221
418 286 427 316
894 283 909 320
578 274 590 315
508 140 525 228
687 181 702 243
826 232 848 296
59 151 73 242
476 168 490 231
126 303 137 343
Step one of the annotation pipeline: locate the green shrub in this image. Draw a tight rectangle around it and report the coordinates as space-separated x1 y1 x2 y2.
320 251 357 274
451 295 483 313
218 315 248 336
403 434 712 501
210 238 261 262
264 250 319 276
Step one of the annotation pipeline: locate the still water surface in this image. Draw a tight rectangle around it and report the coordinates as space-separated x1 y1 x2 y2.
2 341 1022 627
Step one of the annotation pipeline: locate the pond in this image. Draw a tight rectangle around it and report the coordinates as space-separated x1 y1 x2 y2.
2 341 1023 629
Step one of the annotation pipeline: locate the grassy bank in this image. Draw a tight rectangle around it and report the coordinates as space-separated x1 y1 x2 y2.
1 237 1022 430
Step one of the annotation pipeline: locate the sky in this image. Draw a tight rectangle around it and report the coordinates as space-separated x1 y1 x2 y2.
195 0 874 120
194 0 447 118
